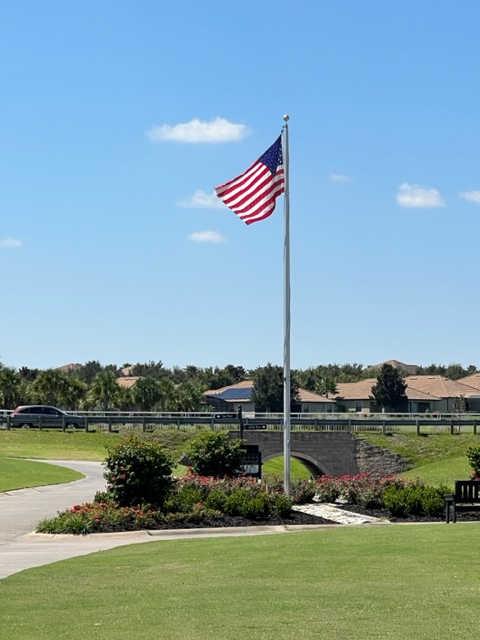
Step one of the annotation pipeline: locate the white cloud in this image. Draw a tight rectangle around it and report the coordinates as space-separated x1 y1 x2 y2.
329 172 351 183
177 189 225 210
189 230 226 244
460 190 480 204
396 183 445 208
0 237 22 249
147 117 249 143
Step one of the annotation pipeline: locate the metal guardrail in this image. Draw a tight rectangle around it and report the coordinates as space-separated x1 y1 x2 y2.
1 410 480 435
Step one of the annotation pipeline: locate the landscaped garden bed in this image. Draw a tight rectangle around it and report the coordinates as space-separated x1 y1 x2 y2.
313 472 480 522
37 433 334 534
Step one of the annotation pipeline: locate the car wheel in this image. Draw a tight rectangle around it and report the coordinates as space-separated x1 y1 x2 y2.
21 423 33 429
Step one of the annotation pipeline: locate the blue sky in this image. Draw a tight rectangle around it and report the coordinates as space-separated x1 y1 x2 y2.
1 1 480 370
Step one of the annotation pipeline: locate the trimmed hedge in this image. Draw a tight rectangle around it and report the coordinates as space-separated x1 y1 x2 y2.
104 434 173 507
186 431 244 477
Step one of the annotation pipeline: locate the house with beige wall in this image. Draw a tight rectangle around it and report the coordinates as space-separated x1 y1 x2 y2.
333 375 479 413
203 380 337 414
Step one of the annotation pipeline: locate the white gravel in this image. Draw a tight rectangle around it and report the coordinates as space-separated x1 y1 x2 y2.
293 503 389 525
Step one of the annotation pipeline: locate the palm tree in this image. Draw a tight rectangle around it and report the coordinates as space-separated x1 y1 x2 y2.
0 367 22 409
87 371 120 410
131 377 161 411
29 370 72 407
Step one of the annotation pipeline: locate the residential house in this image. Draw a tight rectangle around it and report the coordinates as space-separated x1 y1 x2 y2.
203 380 337 414
333 375 479 413
116 376 141 389
458 374 480 411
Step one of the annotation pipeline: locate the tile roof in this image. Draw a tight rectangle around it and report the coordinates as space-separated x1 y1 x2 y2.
458 373 480 393
297 388 337 404
116 376 141 389
334 378 440 401
405 375 478 399
334 375 480 401
203 380 336 404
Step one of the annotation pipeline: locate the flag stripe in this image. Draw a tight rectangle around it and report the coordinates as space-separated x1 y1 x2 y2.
215 136 284 226
240 183 285 222
215 161 262 196
221 165 270 205
236 176 284 217
224 169 275 210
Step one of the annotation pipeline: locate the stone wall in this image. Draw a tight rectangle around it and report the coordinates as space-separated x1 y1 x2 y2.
234 430 408 477
354 438 408 476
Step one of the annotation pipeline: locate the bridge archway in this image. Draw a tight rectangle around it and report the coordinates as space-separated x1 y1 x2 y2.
263 451 324 477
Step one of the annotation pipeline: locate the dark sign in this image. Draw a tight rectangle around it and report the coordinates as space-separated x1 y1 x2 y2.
239 444 262 479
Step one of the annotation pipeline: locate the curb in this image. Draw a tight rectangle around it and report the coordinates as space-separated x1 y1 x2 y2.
28 523 338 542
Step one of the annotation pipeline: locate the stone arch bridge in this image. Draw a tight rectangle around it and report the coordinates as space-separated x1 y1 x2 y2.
234 431 406 477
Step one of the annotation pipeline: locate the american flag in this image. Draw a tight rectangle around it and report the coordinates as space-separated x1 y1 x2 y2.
215 136 284 225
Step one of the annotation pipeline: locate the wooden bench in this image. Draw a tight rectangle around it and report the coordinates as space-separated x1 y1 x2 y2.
445 480 480 523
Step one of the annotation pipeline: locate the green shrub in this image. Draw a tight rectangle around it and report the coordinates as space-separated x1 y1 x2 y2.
289 480 316 504
315 476 341 503
315 474 402 507
164 482 204 513
93 490 115 504
383 482 447 518
466 446 480 478
104 434 173 507
272 493 294 517
204 488 229 512
162 508 223 526
186 431 244 477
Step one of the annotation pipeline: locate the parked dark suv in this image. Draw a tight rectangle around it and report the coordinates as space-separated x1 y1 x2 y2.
10 405 85 429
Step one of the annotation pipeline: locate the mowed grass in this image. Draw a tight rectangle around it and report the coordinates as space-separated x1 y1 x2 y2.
1 524 480 640
361 432 480 487
0 430 115 460
0 429 197 461
0 457 83 492
263 455 312 481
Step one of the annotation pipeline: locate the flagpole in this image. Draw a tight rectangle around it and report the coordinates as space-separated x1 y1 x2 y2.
282 114 291 495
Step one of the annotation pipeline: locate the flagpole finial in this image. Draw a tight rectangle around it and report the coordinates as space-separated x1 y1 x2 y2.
283 114 290 122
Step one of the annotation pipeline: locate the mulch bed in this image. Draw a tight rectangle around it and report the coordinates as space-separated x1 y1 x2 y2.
147 511 335 530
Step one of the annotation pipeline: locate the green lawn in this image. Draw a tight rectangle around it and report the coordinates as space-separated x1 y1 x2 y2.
1 524 479 639
0 429 197 461
402 456 471 486
263 455 312 481
1 430 477 487
0 457 83 492
361 432 479 487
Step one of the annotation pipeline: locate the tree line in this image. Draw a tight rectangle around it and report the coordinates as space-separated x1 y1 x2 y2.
0 360 477 411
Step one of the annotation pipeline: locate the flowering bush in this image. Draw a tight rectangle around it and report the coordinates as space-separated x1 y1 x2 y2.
262 479 316 504
38 473 294 534
315 474 403 508
37 501 164 534
314 473 449 518
166 474 292 519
